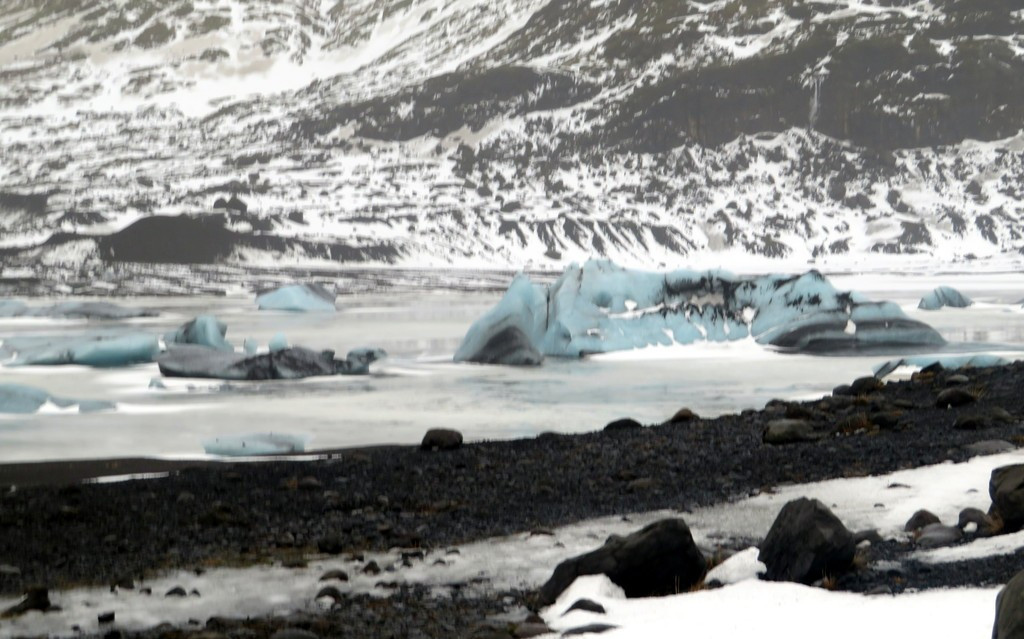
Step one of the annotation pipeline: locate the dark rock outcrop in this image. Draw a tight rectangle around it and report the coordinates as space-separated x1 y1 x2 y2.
536 519 706 607
758 498 856 584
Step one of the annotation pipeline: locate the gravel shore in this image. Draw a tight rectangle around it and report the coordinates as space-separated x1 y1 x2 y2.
3 362 1024 636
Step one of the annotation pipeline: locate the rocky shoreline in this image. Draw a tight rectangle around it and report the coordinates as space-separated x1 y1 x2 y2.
4 361 1024 636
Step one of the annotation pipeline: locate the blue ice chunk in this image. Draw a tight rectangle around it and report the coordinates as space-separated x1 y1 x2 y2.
243 338 259 354
5 333 160 367
456 259 944 363
256 284 336 312
0 300 28 317
202 432 310 456
164 315 233 351
453 274 548 365
874 354 1010 378
339 347 388 374
268 333 289 352
919 286 973 310
0 384 50 413
0 383 115 414
158 344 386 379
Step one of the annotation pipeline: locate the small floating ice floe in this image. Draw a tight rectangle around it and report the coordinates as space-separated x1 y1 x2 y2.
1 333 161 367
0 383 115 414
202 432 310 456
256 284 336 312
0 300 156 319
163 315 233 352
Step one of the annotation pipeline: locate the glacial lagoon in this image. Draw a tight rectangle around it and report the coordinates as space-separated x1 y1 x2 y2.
1 271 1023 463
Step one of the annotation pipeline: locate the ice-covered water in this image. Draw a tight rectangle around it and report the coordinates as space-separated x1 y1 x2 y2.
1 272 1023 463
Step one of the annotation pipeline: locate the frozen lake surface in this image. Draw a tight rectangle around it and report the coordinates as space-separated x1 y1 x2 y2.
1 272 1023 463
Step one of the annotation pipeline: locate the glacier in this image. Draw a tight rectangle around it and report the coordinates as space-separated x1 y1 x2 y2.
918 286 973 311
256 284 336 312
455 260 945 365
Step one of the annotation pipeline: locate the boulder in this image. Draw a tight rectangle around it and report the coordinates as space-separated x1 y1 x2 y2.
915 523 962 548
904 509 940 533
958 507 1001 537
762 419 820 445
993 568 1024 639
668 408 699 423
991 465 1024 532
604 418 642 432
758 498 856 584
421 428 463 451
536 519 706 607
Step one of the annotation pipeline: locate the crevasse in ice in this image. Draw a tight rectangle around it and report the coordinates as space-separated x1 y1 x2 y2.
455 260 945 365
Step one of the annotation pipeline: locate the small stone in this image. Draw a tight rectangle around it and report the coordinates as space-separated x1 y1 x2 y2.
98 611 115 624
317 536 345 555
946 374 970 385
916 523 963 548
936 388 977 408
270 630 319 639
762 419 819 445
604 418 642 432
420 428 463 451
514 622 551 638
298 476 323 491
319 569 349 582
958 507 1001 536
315 586 344 602
849 376 884 395
165 586 187 597
965 440 1015 457
362 560 381 575
955 413 989 430
564 599 606 615
668 408 698 423
562 624 618 636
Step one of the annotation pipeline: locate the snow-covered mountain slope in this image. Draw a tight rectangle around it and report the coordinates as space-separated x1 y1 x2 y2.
1 0 1023 277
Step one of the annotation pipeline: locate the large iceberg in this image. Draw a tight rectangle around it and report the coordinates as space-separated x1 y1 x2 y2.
1 333 161 367
918 286 973 310
157 345 385 380
0 383 115 414
455 260 945 364
256 284 336 312
0 300 156 319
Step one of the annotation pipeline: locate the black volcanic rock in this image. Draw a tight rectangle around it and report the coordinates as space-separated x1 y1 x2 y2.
759 498 856 584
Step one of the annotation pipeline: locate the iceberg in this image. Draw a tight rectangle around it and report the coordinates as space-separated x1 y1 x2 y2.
873 354 1010 378
455 260 945 364
164 315 233 351
256 284 336 312
268 333 289 352
202 432 310 456
157 345 386 380
0 383 115 414
918 286 973 310
0 300 156 319
2 333 161 367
